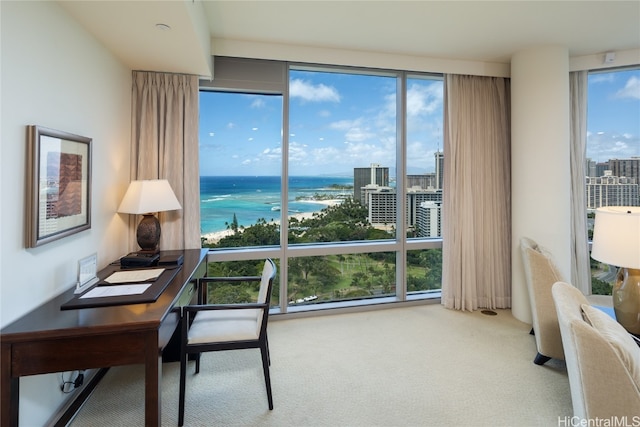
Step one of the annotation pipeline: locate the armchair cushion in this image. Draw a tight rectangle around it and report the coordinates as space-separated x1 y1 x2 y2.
581 304 640 390
188 309 260 344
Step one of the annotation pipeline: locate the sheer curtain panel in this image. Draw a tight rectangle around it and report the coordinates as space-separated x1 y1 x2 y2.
569 71 590 294
129 71 201 250
441 74 512 311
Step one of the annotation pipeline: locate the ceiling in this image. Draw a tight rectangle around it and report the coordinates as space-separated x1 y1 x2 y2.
59 1 640 77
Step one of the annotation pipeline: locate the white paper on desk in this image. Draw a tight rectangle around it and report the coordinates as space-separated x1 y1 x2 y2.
104 268 165 284
80 283 152 299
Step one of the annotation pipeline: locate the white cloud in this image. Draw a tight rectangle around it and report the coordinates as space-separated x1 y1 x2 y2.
615 76 640 100
590 74 615 84
586 130 640 161
406 82 443 117
288 141 310 164
290 79 341 103
344 127 375 143
328 118 376 143
329 119 360 131
250 98 266 109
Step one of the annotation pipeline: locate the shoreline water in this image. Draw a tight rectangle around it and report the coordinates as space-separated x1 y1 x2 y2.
201 199 342 244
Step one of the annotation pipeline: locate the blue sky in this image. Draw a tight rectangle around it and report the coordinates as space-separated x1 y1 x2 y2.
199 68 639 176
586 69 640 163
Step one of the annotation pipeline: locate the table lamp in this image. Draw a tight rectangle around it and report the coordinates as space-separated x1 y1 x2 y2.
590 206 640 334
117 179 181 254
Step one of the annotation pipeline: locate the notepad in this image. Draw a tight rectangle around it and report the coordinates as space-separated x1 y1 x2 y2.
80 283 152 299
103 268 165 284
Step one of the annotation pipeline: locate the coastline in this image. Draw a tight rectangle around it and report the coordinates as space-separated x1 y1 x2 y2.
202 199 342 245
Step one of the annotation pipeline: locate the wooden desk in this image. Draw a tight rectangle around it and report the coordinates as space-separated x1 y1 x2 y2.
1 248 207 427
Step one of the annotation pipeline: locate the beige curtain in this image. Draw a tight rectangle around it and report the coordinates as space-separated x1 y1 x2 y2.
569 71 591 294
129 71 201 250
441 74 511 311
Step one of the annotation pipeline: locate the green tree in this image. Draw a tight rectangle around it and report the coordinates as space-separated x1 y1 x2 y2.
591 277 613 296
208 283 253 304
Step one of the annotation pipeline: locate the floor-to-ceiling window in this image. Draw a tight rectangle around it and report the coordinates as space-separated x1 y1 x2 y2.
586 67 640 295
199 58 443 313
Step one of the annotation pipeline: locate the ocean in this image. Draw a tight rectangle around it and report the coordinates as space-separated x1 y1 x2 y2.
200 176 353 235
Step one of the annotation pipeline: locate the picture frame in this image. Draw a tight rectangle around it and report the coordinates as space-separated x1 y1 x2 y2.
26 125 92 248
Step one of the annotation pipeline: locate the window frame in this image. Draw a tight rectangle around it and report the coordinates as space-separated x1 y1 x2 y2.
201 59 444 315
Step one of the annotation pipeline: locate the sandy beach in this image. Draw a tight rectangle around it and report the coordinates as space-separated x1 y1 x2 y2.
201 199 342 244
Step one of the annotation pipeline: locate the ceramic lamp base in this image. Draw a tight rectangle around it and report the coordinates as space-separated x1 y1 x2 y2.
613 267 640 335
136 213 160 253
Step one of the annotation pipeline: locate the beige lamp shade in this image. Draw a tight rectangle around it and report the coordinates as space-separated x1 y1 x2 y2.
591 206 640 269
117 179 181 214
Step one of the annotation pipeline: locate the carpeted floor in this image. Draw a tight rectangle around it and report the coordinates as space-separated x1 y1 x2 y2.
69 304 572 426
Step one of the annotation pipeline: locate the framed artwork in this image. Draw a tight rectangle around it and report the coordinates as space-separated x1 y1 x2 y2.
26 125 92 248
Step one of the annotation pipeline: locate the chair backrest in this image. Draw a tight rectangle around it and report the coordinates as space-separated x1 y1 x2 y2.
552 281 640 418
520 237 565 360
551 281 589 416
256 259 277 336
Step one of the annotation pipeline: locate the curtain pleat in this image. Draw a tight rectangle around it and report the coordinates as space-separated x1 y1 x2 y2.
129 71 201 251
441 74 511 311
569 71 591 294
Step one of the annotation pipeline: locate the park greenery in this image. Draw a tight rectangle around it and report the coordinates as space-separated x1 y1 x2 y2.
202 197 442 305
200 198 614 304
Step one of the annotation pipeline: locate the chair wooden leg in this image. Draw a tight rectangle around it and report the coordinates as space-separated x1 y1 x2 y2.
195 352 201 374
178 350 187 426
260 343 274 410
265 335 271 366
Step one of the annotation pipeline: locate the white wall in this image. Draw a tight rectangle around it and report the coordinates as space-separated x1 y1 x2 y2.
212 39 511 77
511 47 571 323
1 2 131 425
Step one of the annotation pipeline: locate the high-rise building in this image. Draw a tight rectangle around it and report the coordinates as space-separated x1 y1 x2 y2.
595 162 609 178
585 158 597 177
406 174 436 190
365 186 442 232
609 157 640 182
434 151 444 190
416 201 442 237
586 171 639 209
354 163 389 205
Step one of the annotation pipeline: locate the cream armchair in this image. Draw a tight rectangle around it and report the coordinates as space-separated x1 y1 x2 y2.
552 281 640 418
520 237 565 365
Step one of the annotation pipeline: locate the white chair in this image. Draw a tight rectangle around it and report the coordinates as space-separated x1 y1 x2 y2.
520 237 565 364
178 259 277 426
552 281 640 418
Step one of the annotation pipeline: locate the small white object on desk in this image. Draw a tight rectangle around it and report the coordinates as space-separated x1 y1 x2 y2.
80 283 152 299
104 268 165 284
76 253 99 294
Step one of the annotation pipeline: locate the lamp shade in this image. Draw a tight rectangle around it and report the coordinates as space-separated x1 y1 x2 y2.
117 179 181 214
591 206 640 269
